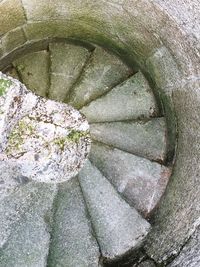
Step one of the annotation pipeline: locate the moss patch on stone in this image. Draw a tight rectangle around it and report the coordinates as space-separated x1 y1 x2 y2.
67 130 89 143
0 79 12 96
6 118 35 155
54 130 89 150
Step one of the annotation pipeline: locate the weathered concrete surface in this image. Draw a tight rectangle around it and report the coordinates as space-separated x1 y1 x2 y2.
81 72 159 123
0 0 26 35
145 81 200 263
0 183 56 267
13 50 50 97
168 225 200 267
90 142 171 216
47 178 100 267
49 42 90 102
0 72 90 184
68 47 132 109
0 160 29 200
79 160 150 261
0 182 56 246
90 118 167 162
135 260 156 267
1 27 26 55
0 0 199 265
153 0 200 41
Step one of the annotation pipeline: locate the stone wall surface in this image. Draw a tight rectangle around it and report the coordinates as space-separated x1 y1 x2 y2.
0 0 199 266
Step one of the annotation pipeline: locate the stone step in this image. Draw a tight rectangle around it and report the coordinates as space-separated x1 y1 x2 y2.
90 118 167 162
81 71 159 123
89 142 171 217
49 43 90 102
68 47 132 109
13 50 50 97
47 177 100 267
78 160 150 261
0 182 57 267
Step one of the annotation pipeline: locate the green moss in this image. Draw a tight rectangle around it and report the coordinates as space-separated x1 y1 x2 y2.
6 118 35 155
0 79 12 96
54 137 66 151
67 130 89 142
54 130 89 151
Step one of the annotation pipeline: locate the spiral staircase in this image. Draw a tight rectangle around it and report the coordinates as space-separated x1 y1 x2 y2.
0 0 199 267
0 42 173 267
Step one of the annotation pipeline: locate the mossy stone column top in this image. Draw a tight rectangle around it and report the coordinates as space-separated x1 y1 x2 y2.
0 72 91 185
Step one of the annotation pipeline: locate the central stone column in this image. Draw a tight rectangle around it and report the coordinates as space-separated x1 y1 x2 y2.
0 72 91 186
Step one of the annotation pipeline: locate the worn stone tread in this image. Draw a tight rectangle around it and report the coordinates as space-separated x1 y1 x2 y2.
0 182 57 267
89 142 171 216
90 118 167 162
81 71 159 122
68 47 132 109
13 50 50 97
78 160 150 261
47 177 100 267
49 43 90 102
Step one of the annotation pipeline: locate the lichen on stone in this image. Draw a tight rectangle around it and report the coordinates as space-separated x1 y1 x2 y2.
6 117 36 156
0 79 12 96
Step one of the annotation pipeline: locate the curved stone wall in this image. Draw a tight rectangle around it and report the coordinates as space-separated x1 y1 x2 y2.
0 0 199 266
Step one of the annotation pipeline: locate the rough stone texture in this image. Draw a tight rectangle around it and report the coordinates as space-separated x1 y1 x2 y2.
21 0 162 67
90 118 167 162
48 177 100 267
0 0 199 265
78 160 150 260
90 142 171 216
13 50 50 97
123 0 199 76
81 72 159 123
0 182 56 247
49 42 90 102
0 160 29 200
1 27 26 55
145 81 200 263
137 260 156 267
153 0 200 41
0 0 26 35
168 225 200 267
68 47 132 109
21 0 83 21
0 182 57 267
146 46 181 90
0 72 90 184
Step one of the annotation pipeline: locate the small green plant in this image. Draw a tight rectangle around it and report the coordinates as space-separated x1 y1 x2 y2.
54 130 89 151
67 130 89 143
6 118 35 155
0 79 12 96
54 137 66 151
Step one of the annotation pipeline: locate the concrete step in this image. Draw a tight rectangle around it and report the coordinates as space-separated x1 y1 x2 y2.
48 177 100 267
68 47 132 109
90 118 167 162
78 160 150 261
81 71 159 123
0 182 57 267
49 43 90 102
89 142 171 217
13 50 50 97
